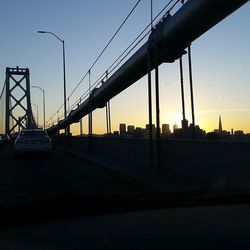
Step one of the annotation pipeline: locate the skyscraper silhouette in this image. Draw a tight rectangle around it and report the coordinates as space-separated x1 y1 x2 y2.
219 115 222 133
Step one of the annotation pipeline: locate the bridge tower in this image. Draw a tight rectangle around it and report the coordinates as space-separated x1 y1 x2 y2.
5 66 36 134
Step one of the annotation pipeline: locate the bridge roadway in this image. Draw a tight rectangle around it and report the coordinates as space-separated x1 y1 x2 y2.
1 139 250 209
0 144 146 208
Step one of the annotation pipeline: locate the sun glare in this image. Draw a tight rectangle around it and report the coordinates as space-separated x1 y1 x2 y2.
163 111 183 132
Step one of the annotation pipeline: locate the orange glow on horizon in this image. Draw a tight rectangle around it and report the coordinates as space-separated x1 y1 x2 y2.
68 109 250 136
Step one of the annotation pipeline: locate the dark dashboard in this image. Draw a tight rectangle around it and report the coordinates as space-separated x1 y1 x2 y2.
0 193 250 249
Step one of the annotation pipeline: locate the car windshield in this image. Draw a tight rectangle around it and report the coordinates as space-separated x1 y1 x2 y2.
20 131 47 137
0 0 249 231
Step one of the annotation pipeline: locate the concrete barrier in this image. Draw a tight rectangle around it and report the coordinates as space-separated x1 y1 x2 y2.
54 136 250 181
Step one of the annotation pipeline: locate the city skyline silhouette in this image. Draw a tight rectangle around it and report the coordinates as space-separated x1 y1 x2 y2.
0 1 249 136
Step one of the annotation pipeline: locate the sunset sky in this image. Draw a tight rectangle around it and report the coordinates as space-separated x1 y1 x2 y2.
0 0 249 135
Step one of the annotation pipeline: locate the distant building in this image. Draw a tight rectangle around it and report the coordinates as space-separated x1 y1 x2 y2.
146 124 157 138
127 125 135 134
234 130 244 139
181 119 189 129
214 115 223 134
172 123 206 139
234 130 244 136
113 131 119 137
195 125 206 138
119 123 126 136
214 115 230 138
134 127 143 138
146 124 155 131
173 123 178 132
214 128 230 138
162 124 171 136
219 115 223 133
207 132 218 140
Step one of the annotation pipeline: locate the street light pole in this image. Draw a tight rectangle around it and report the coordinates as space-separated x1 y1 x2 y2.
37 30 67 119
32 86 45 129
62 40 67 118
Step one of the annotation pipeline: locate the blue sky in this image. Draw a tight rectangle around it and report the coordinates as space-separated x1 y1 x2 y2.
0 0 249 134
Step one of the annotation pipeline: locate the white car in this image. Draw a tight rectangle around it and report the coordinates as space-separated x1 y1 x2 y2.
14 129 53 154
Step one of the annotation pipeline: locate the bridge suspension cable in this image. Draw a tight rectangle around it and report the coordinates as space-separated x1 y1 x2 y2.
70 0 183 100
67 0 142 101
46 0 142 125
47 0 184 127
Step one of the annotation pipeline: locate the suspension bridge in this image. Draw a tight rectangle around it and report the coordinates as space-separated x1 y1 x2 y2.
1 0 248 133
0 0 249 170
1 1 250 245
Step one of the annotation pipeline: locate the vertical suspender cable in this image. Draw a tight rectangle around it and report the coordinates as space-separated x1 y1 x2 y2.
105 102 109 135
88 69 92 137
180 0 186 130
88 70 93 150
147 53 153 168
78 100 83 136
179 56 186 124
148 0 154 168
108 101 112 134
56 111 59 141
105 71 112 136
67 110 71 146
188 45 195 137
79 98 83 136
154 46 161 169
88 70 91 94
